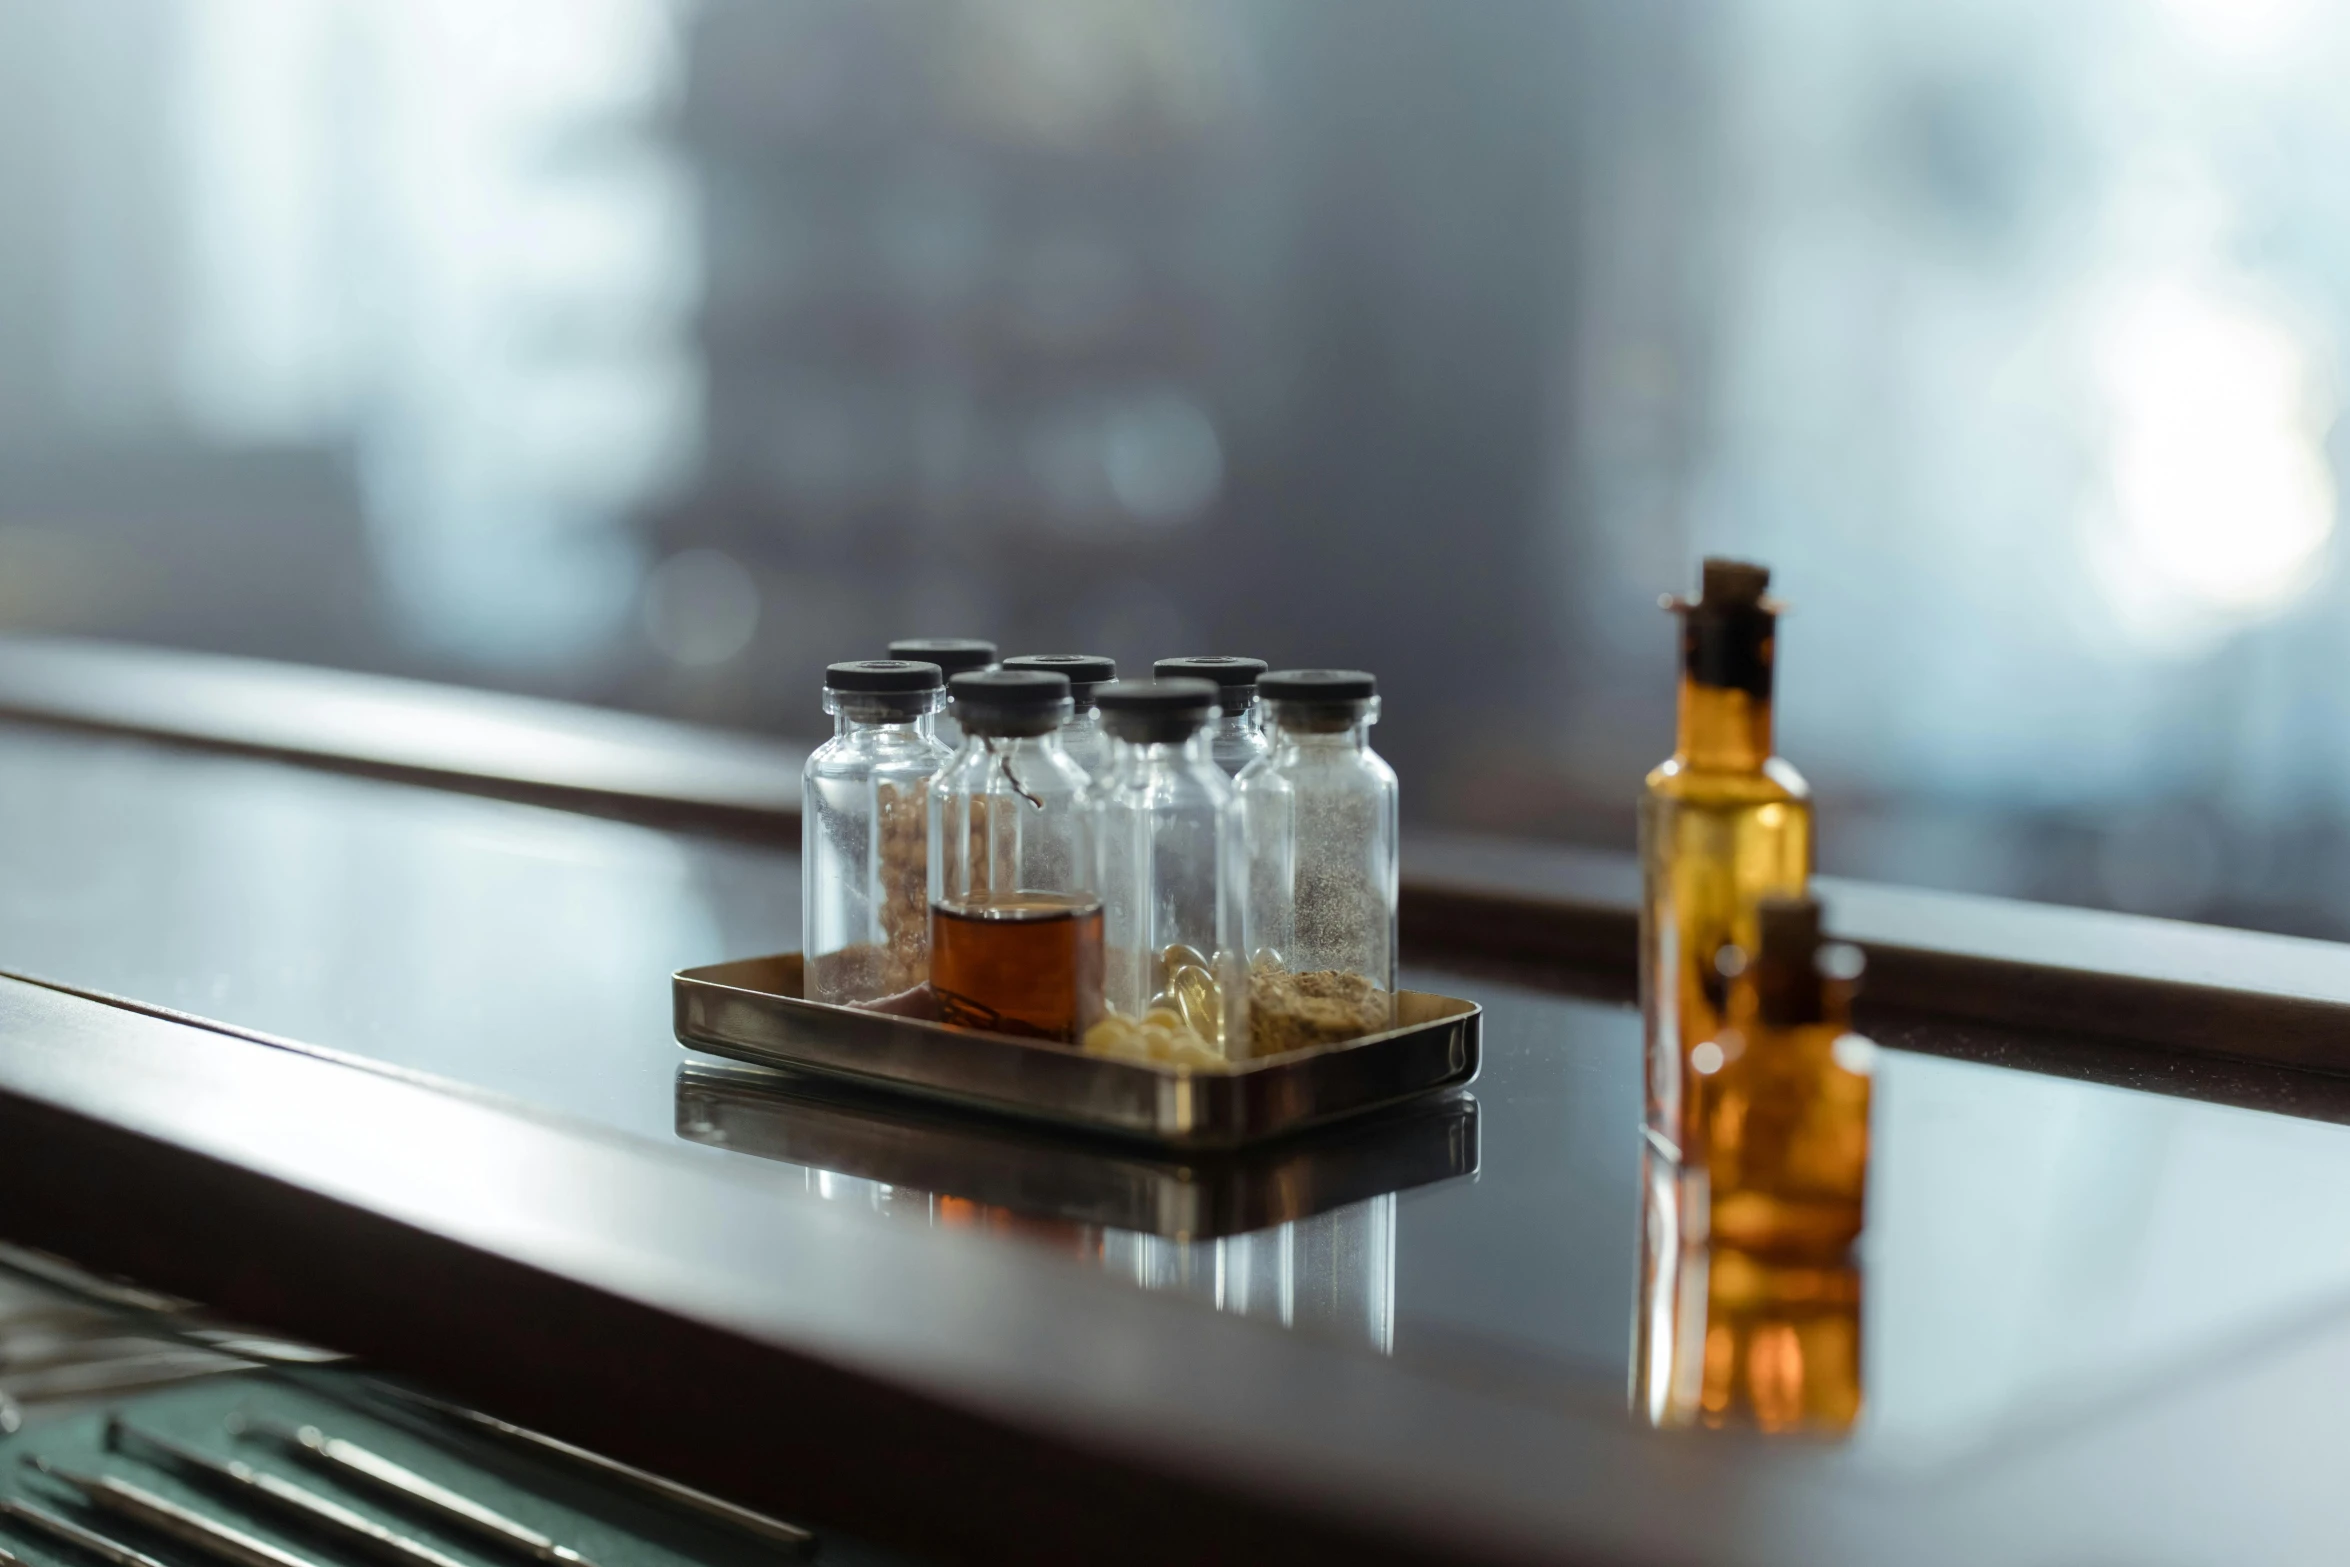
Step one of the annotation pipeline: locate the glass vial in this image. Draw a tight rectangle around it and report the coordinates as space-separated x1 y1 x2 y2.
889 637 996 749
1640 558 1812 1164
802 659 953 1006
1002 654 1116 782
928 669 1101 1042
1236 669 1398 1056
1154 656 1270 776
1083 679 1247 1064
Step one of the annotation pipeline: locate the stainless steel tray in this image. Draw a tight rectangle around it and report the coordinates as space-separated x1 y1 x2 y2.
672 954 1481 1149
676 1061 1478 1238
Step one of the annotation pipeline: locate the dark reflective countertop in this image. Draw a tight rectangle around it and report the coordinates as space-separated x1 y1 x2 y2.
5 722 2349 1480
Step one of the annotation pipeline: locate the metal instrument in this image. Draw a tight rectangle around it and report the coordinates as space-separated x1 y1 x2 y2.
0 1496 174 1567
21 1458 326 1567
383 1389 814 1555
107 1420 472 1567
230 1419 599 1567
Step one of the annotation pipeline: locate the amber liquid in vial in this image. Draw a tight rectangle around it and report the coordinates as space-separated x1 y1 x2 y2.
930 891 1104 1043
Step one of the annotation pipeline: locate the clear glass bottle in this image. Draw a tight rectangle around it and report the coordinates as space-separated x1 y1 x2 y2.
1083 679 1247 1065
802 659 952 1007
928 669 1101 1042
1641 558 1811 1165
1001 654 1116 782
888 637 996 749
1153 656 1270 776
1236 669 1398 1057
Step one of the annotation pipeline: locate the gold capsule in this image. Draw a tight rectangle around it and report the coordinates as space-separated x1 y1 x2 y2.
1168 964 1221 1049
1161 943 1210 980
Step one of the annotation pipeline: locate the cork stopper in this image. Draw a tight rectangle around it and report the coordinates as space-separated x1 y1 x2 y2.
1701 558 1771 609
1670 557 1779 697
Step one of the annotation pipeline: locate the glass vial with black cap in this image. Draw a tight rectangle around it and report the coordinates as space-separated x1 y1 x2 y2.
1084 679 1247 1064
1153 656 1270 776
1641 559 1812 1166
803 660 953 1007
888 638 997 749
1236 670 1398 1054
1001 654 1115 781
928 668 1101 1042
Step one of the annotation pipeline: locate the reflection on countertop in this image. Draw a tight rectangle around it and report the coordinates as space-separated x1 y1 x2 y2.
675 1062 1477 1243
7 725 2350 1472
677 1063 1483 1355
1636 1150 1865 1438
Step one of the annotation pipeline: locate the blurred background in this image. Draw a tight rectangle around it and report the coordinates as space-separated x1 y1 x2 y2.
5 0 2350 937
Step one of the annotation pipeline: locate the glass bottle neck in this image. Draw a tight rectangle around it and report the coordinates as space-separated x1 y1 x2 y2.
833 710 937 741
1105 734 1214 770
1266 716 1372 753
1674 679 1772 772
956 729 1070 760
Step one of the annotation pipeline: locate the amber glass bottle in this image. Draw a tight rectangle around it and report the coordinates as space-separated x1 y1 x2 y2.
1700 896 1872 1257
1635 891 1871 1438
1635 894 1870 1435
1640 558 1811 1162
1663 1230 1865 1435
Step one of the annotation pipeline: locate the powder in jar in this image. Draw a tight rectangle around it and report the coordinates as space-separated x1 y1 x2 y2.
1247 963 1391 1056
820 779 932 1002
874 779 929 986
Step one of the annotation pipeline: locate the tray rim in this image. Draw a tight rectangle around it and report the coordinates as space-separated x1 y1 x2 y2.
672 952 1482 1148
673 952 1481 1079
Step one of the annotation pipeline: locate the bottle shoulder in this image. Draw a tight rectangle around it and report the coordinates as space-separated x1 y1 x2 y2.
1237 745 1398 797
936 739 1090 801
1094 760 1236 813
1644 754 1812 806
805 732 951 782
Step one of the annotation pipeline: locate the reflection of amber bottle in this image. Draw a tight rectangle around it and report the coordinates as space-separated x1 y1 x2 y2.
1633 1163 1867 1436
1701 896 1871 1256
1640 559 1811 1162
1636 898 1870 1435
1689 1241 1863 1434
935 1196 1102 1255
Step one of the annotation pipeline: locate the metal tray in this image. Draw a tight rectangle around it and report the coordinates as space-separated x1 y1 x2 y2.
676 1061 1478 1239
672 954 1481 1149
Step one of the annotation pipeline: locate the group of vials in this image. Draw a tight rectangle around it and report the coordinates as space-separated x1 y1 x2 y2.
1637 558 1873 1431
802 641 1399 1067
